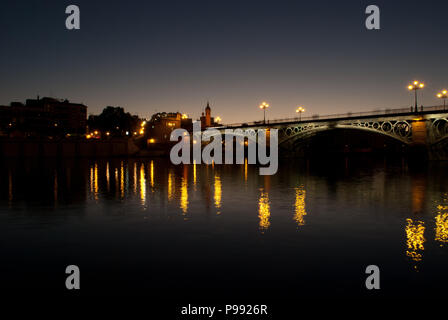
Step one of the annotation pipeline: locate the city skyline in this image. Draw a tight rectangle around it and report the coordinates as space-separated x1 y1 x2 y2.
1 0 448 123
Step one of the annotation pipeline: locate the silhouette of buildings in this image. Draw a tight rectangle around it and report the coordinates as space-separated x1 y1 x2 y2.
0 97 87 138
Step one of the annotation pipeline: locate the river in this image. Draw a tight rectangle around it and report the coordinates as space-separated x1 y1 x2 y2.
0 156 447 298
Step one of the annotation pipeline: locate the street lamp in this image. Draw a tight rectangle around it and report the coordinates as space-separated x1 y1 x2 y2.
215 116 222 124
437 90 448 110
296 106 306 121
408 80 425 112
259 101 269 124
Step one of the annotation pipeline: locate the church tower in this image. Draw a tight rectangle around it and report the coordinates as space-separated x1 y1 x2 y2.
200 101 215 129
205 102 211 127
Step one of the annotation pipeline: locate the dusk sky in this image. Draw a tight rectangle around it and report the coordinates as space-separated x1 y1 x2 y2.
1 0 447 123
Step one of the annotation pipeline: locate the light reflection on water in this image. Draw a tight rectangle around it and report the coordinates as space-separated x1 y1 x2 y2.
294 186 307 227
214 174 221 214
140 163 146 206
1 157 448 294
180 169 188 215
405 219 426 262
258 189 270 232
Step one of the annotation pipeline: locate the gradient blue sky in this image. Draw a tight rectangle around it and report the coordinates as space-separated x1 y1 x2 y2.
1 0 447 123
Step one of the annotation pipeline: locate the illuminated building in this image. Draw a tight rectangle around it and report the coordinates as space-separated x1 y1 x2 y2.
146 112 192 145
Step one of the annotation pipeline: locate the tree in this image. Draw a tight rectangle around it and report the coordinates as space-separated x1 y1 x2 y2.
88 106 140 136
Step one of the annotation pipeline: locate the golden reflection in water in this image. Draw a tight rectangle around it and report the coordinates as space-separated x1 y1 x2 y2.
150 160 154 188
120 161 124 199
94 163 99 200
133 162 137 194
90 166 94 194
405 218 426 262
193 160 197 186
106 162 110 192
435 200 448 245
180 177 188 214
168 170 174 201
214 174 222 214
258 190 271 232
244 158 248 182
435 213 448 245
294 186 307 227
140 163 146 205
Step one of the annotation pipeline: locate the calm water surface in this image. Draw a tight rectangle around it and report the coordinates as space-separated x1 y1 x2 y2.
0 157 447 298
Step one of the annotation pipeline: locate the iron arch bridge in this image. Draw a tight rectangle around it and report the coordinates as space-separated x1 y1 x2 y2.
213 106 448 157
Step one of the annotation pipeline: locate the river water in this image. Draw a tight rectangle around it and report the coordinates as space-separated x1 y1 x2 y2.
0 156 447 298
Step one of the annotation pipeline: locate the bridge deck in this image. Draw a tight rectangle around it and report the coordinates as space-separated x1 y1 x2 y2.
216 105 448 129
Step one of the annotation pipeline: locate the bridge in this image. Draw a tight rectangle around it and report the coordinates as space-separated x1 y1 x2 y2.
213 105 448 159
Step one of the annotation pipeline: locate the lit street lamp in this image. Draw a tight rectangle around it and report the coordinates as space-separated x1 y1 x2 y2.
408 80 425 112
296 106 306 121
259 101 269 124
215 116 222 124
437 90 447 110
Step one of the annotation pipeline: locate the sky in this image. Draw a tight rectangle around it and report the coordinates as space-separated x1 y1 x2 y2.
1 0 447 124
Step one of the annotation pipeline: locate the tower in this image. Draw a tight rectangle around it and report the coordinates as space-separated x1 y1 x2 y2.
200 101 214 129
205 102 211 127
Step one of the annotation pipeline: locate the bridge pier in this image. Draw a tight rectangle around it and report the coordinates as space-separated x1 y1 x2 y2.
411 119 427 145
407 119 429 161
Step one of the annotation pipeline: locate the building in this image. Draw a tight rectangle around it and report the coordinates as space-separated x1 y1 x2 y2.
200 102 214 129
146 112 193 144
0 97 87 137
199 102 222 129
146 102 220 146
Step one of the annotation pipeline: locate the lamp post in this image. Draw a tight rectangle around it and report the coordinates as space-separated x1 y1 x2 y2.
437 90 448 110
259 101 269 124
296 106 306 121
408 80 425 112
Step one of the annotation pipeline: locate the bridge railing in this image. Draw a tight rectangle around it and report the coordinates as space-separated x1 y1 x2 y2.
218 105 447 128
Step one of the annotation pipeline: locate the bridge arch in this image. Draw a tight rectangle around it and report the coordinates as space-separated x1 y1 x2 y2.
429 118 448 145
278 119 412 147
277 126 411 156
